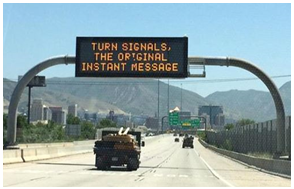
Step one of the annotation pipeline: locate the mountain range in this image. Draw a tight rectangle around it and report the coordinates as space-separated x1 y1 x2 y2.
3 78 291 122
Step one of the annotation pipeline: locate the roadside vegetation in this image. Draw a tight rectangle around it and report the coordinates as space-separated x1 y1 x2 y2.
224 118 255 131
3 114 117 144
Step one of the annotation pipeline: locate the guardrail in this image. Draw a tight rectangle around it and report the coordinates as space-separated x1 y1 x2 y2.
199 139 291 177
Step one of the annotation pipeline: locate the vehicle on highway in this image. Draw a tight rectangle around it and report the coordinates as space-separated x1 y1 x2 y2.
179 133 184 137
182 136 194 148
174 137 179 142
146 132 154 136
173 133 177 136
93 127 145 171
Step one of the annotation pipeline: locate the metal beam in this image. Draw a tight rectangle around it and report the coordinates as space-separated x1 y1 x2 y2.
189 56 286 156
6 55 75 146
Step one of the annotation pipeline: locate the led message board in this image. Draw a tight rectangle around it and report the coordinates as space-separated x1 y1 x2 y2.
75 37 188 78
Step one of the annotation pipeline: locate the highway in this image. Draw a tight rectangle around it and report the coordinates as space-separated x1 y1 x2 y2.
3 134 290 187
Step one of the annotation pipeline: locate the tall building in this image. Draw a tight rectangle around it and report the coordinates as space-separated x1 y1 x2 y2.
68 104 78 117
61 110 67 125
198 105 224 129
84 111 99 123
215 113 225 129
43 105 52 121
179 111 191 121
31 99 44 122
145 117 159 131
49 107 66 125
199 113 210 129
107 111 115 121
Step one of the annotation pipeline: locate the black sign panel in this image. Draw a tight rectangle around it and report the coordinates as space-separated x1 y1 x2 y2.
75 37 188 78
27 76 46 87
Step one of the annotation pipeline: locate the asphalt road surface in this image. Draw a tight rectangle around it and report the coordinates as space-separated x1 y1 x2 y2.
3 134 291 187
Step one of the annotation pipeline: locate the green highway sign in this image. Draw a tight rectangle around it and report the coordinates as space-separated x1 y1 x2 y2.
168 113 201 127
180 119 200 128
168 112 179 126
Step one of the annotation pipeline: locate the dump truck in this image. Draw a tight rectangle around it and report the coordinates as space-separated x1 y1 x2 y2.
93 127 145 171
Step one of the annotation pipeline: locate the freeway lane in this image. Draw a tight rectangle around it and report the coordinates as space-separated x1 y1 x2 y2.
3 134 290 187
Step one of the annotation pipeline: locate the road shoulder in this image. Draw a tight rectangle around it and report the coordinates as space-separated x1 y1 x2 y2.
194 138 291 187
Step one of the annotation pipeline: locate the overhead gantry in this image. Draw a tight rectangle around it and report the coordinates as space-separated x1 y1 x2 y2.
6 55 286 158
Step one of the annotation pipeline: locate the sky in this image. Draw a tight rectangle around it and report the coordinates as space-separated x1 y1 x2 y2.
3 3 291 97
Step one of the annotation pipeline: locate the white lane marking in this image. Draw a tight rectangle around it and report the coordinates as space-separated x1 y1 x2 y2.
194 149 234 187
153 174 163 177
179 174 188 178
167 174 176 177
130 173 140 176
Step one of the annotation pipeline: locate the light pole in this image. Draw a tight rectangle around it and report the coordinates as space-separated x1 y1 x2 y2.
168 79 170 113
27 86 32 124
180 83 182 111
158 79 160 133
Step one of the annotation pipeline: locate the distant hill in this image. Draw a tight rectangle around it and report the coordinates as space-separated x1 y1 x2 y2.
3 78 290 122
205 81 291 122
3 77 209 117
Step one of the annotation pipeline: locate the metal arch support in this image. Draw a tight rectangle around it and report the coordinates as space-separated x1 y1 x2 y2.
6 55 76 146
188 56 286 156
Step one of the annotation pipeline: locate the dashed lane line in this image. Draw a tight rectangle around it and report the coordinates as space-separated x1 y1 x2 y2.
4 169 216 178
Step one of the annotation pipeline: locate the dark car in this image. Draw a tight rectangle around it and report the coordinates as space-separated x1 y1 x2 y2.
182 136 194 148
174 138 180 142
173 133 177 137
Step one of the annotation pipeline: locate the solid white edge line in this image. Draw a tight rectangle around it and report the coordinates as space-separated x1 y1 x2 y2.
193 148 235 187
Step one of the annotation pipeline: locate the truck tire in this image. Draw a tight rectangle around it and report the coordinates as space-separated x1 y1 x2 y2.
96 156 106 170
127 158 139 171
191 145 194 149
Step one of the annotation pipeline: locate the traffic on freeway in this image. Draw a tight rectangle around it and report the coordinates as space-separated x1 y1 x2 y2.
3 134 290 187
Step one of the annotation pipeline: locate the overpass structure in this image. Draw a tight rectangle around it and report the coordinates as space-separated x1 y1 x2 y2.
6 55 286 158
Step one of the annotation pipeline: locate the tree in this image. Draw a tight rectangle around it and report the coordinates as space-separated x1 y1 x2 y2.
17 115 28 129
236 119 255 127
20 121 67 143
67 114 80 125
224 123 234 131
97 119 116 129
81 121 95 139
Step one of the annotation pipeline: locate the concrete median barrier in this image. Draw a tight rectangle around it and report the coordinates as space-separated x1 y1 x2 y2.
3 136 165 164
18 142 73 149
3 140 95 164
3 149 23 164
199 139 291 177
